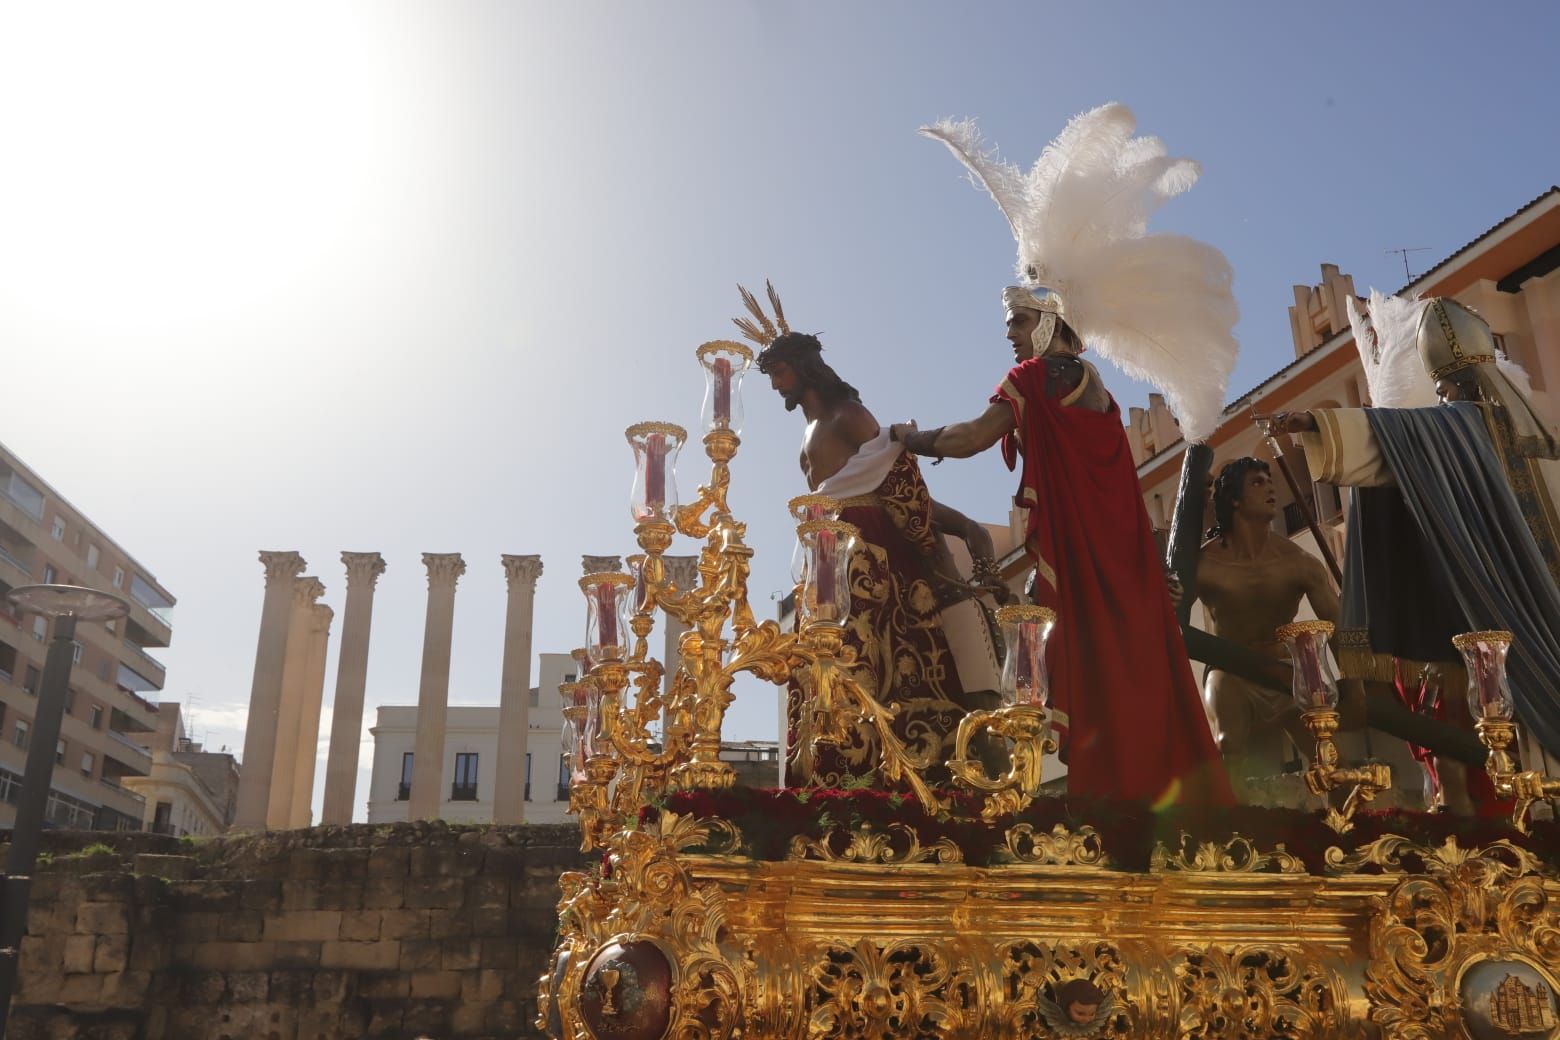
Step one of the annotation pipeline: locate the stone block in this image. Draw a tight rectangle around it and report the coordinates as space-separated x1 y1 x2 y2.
441 937 482 971
128 936 170 972
280 879 324 911
17 932 63 974
317 847 371 881
320 939 401 972
225 969 270 1003
461 967 507 1003
272 940 323 969
378 908 430 941
479 937 520 971
339 909 382 942
451 1000 489 1035
404 875 464 910
484 998 527 1035
76 901 131 935
481 844 527 876
132 853 196 879
410 846 483 879
216 910 265 943
287 847 329 880
409 969 463 1000
169 879 244 912
464 874 510 910
57 972 105 1007
263 910 344 943
429 907 474 940
367 846 409 877
398 938 442 973
357 970 411 1000
468 905 513 938
182 970 227 1004
188 941 279 971
402 997 456 1035
241 878 282 912
310 968 349 1003
362 875 405 910
92 933 130 974
366 1002 406 1035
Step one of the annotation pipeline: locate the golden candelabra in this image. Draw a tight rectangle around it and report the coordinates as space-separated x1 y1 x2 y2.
564 340 949 852
947 605 1058 822
1276 620 1391 833
1458 629 1560 834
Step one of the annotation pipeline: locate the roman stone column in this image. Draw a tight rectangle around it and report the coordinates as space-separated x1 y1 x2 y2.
234 551 306 831
289 602 334 827
661 556 699 692
321 551 386 825
493 554 543 824
268 576 325 828
581 554 622 575
409 553 466 820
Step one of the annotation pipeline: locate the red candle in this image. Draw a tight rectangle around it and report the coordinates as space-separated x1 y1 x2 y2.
1298 640 1325 707
644 432 666 514
814 529 837 616
713 357 732 425
595 584 619 648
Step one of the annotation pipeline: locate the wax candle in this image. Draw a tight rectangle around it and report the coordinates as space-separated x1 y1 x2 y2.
595 584 619 649
713 357 732 426
815 529 837 616
645 433 666 514
1014 623 1037 704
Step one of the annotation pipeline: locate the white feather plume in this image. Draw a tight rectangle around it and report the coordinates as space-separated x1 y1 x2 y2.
920 104 1239 443
1497 354 1535 399
1345 290 1437 409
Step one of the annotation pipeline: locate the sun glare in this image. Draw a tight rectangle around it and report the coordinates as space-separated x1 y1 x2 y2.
0 3 389 338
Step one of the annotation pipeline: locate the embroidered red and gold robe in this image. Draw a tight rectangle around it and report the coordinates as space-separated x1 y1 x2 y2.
994 357 1232 806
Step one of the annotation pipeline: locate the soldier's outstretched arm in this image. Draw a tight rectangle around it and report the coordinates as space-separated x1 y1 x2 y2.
888 403 1014 462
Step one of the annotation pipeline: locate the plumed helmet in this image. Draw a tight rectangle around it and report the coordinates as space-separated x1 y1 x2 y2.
1416 298 1498 382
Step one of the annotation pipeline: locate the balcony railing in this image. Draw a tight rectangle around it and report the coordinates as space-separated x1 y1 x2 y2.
121 638 167 676
0 544 30 575
396 782 411 801
450 783 478 802
555 783 571 802
107 728 152 763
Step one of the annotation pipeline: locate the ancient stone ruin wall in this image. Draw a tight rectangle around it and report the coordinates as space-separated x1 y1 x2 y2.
5 822 587 1039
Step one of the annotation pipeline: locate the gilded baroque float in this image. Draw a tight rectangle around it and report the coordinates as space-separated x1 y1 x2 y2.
539 338 1560 1040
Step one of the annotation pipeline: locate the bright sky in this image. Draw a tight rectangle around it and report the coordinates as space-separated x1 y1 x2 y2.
2 1 1556 821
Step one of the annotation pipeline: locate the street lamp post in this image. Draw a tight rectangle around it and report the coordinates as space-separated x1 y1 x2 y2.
0 585 130 1037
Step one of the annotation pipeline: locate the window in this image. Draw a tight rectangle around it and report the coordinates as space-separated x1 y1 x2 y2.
80 752 94 778
564 673 577 683
557 754 571 801
525 752 533 801
64 688 76 715
71 642 83 665
55 740 64 765
13 720 28 750
451 752 478 801
86 545 100 570
89 705 103 729
50 517 64 541
97 660 110 682
23 666 39 696
42 564 57 585
112 567 124 589
30 617 44 642
397 752 413 800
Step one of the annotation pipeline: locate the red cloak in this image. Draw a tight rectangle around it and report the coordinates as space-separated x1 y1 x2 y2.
994 357 1232 807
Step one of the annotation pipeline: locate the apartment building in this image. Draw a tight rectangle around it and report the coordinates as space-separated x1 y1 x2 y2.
0 441 177 831
122 702 239 837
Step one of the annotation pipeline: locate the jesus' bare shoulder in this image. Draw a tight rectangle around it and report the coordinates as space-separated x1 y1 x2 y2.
801 399 880 490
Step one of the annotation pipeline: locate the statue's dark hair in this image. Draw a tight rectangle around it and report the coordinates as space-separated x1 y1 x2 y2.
1209 456 1271 544
756 331 861 406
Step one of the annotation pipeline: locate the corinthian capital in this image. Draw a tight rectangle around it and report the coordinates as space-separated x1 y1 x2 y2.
292 576 326 607
341 551 387 589
309 602 335 634
422 552 467 588
259 550 306 587
581 554 623 575
662 555 700 592
502 554 543 590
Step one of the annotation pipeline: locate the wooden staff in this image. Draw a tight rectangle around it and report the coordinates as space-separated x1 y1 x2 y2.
1250 411 1344 586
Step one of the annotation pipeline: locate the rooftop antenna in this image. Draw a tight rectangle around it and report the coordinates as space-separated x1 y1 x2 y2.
1386 246 1432 282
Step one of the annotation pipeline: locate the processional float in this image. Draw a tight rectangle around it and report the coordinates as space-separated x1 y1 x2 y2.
540 341 1560 1040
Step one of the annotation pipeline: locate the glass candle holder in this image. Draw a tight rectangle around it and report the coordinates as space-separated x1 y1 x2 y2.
581 573 634 662
997 605 1057 707
582 679 607 762
626 422 686 525
625 554 651 615
794 519 859 625
1276 620 1340 712
697 341 754 436
1453 630 1515 722
787 495 841 584
560 681 588 782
